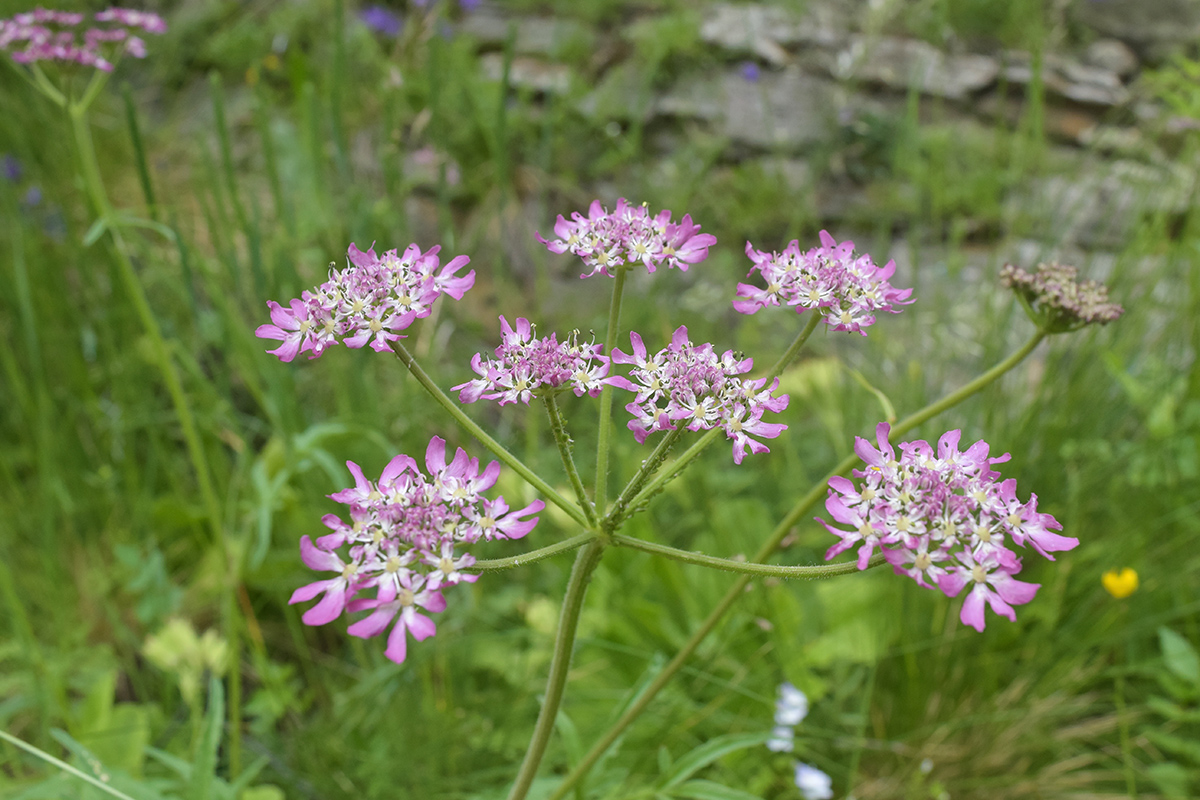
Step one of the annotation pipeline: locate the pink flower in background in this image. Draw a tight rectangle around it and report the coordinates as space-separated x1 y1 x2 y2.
536 198 716 278
606 326 789 463
256 241 474 362
289 436 544 663
820 423 1077 631
0 7 167 72
453 316 610 405
735 231 912 334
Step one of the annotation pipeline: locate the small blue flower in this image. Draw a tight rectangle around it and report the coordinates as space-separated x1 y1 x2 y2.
22 186 42 207
740 61 761 83
2 153 21 183
360 4 403 37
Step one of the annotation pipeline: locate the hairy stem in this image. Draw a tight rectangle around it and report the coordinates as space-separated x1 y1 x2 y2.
612 534 885 578
471 533 597 572
544 394 597 526
547 329 1048 799
390 342 590 530
607 426 684 527
508 541 606 800
593 268 629 514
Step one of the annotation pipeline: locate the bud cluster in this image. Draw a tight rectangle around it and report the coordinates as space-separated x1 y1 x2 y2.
290 437 545 664
821 424 1078 631
454 316 610 405
0 7 166 72
536 198 717 278
606 326 790 464
256 242 475 362
734 231 913 334
1001 262 1124 330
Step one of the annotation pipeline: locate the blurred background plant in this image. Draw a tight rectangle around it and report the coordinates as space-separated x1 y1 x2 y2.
0 0 1197 798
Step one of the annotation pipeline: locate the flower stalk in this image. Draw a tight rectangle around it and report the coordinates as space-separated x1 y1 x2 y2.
593 267 629 514
543 394 597 526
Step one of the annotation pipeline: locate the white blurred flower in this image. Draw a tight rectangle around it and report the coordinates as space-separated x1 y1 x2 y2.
794 762 833 800
775 682 809 726
766 725 795 753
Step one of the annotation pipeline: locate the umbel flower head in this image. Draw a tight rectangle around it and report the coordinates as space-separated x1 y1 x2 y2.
453 316 610 405
256 241 474 362
290 436 545 664
536 198 717 278
821 423 1078 631
734 231 913 335
0 7 167 72
1000 262 1124 332
606 326 790 464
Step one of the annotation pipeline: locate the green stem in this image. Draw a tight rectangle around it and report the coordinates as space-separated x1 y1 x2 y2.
625 427 721 513
508 541 606 800
390 342 590 529
547 329 1047 800
0 730 138 800
763 311 823 379
544 394 597 526
67 105 223 546
471 533 597 572
607 426 684 527
593 268 629 514
612 535 885 578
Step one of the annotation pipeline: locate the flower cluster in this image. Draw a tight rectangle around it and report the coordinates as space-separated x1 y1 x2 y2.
733 231 913 334
290 436 545 664
766 682 809 752
536 198 717 278
454 316 610 405
0 7 166 72
256 242 474 362
1000 262 1124 330
821 424 1078 631
606 327 789 464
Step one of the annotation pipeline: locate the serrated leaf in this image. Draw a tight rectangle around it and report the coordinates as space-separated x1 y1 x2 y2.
667 779 764 800
658 732 772 788
1159 627 1200 687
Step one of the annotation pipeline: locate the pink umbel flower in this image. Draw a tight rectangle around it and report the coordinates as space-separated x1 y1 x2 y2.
820 423 1077 631
453 316 610 405
606 327 789 464
289 436 544 663
256 242 474 362
0 7 166 72
734 231 912 334
536 198 717 278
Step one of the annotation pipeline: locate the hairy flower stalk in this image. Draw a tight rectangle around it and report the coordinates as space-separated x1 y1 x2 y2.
0 7 166 72
821 423 1078 631
290 437 545 663
734 231 912 334
535 197 717 278
605 326 790 464
256 242 474 361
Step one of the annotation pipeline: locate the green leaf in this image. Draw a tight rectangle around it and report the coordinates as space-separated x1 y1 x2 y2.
666 779 764 800
83 216 110 247
190 676 225 800
1147 762 1190 800
658 732 772 788
1159 627 1200 687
